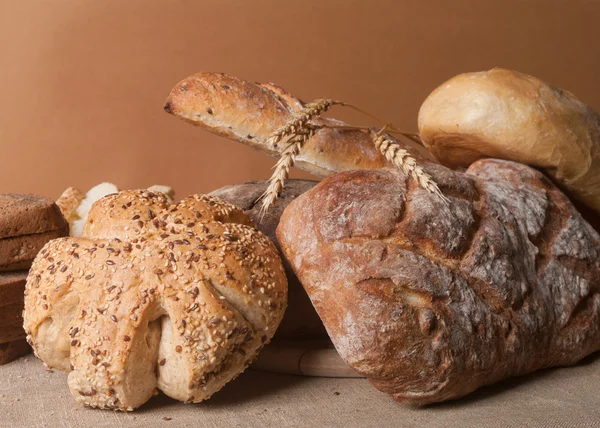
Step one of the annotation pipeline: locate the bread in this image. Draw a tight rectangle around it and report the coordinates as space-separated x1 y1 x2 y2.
0 339 30 365
418 68 600 214
0 271 28 344
0 271 30 365
277 159 600 405
56 187 85 224
24 190 287 411
60 183 175 237
210 179 328 341
164 72 431 178
0 194 68 270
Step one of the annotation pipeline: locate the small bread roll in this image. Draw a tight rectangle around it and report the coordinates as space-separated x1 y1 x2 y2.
418 68 600 214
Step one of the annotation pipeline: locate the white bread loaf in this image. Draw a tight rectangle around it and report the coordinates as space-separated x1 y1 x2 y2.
418 68 600 214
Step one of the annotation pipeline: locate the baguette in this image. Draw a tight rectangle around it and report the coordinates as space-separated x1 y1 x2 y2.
277 159 600 405
418 68 600 214
164 72 430 178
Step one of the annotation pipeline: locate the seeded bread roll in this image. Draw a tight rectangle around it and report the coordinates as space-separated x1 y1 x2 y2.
164 72 430 178
418 68 600 214
210 179 328 341
0 194 68 270
24 190 287 411
277 159 600 405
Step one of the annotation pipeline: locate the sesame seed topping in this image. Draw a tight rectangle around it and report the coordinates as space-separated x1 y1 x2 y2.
123 335 131 342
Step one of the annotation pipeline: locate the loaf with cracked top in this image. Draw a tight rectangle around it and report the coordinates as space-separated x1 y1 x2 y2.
277 159 600 405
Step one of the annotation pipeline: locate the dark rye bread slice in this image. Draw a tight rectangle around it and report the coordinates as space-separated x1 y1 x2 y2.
0 271 28 344
277 159 600 405
210 180 328 341
0 339 30 365
0 194 68 269
0 229 69 271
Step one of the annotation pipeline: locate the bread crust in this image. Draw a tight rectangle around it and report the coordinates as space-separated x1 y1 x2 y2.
24 190 287 411
164 72 430 178
418 68 600 214
277 159 600 405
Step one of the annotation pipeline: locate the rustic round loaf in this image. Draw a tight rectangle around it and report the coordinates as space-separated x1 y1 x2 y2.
418 68 600 214
24 190 287 411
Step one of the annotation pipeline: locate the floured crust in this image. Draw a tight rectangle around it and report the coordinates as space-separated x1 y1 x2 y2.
24 190 287 411
164 72 430 178
277 159 600 405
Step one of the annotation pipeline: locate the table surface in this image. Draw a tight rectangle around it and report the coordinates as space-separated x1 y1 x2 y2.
1 354 600 428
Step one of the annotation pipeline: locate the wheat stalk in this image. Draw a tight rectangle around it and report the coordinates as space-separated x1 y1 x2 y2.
260 125 322 217
372 130 448 202
267 99 340 148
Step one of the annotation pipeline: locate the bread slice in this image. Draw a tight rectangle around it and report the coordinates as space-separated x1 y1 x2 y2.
0 339 30 365
0 229 68 271
0 194 67 239
0 271 28 344
0 194 68 269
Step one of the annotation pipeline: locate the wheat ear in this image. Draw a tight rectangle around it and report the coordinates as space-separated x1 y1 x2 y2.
372 130 448 202
267 99 340 148
260 125 322 218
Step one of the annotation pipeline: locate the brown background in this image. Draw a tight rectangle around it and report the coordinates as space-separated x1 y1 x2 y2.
1 0 599 199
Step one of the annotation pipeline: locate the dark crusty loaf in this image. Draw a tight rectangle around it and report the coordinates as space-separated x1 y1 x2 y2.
277 159 600 405
210 180 328 341
164 72 431 178
0 194 69 270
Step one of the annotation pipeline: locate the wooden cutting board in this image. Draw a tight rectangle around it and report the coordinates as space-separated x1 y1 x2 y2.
252 340 363 378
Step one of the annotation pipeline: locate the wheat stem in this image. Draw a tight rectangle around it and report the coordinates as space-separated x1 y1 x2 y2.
267 99 341 148
372 129 448 202
260 125 322 218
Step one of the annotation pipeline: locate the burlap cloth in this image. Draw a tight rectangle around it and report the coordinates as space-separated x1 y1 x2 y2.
1 354 599 428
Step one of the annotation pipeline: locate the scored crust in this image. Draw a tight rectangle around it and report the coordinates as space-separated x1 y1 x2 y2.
24 190 287 411
277 159 600 405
